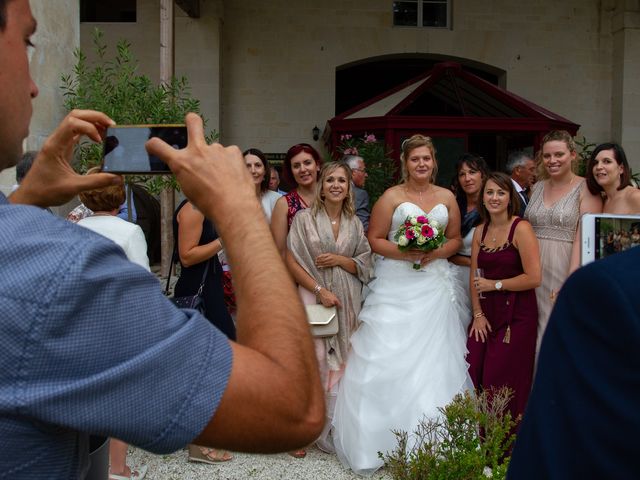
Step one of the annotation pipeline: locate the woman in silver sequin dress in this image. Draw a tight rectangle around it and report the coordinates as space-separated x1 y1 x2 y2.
524 131 602 356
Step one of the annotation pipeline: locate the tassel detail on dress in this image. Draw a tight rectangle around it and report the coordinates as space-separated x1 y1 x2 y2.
503 325 511 344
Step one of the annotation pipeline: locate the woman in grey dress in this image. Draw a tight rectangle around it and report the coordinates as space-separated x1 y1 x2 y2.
525 130 601 355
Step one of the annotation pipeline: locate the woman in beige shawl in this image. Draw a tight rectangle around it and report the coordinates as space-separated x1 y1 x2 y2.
286 161 371 455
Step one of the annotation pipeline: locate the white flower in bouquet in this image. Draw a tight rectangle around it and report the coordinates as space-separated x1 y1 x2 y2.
416 235 427 245
410 216 418 225
398 235 409 247
431 226 439 238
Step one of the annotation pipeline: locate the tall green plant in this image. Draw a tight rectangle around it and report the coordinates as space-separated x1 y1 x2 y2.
381 388 516 480
574 136 596 177
337 133 397 206
60 28 215 193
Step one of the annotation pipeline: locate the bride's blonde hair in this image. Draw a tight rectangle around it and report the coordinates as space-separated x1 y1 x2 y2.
400 134 438 184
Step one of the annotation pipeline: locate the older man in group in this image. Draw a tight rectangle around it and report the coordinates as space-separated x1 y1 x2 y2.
0 1 324 478
506 151 536 217
343 154 370 232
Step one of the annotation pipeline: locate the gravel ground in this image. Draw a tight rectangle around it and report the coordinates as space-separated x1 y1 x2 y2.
128 445 392 480
148 272 391 478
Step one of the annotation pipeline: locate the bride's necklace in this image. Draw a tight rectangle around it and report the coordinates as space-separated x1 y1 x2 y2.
329 213 340 225
406 184 430 201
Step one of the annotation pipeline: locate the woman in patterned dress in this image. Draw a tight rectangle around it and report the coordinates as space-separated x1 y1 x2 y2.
524 130 601 356
271 143 323 256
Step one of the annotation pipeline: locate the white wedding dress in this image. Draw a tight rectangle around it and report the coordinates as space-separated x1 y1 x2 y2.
332 202 473 476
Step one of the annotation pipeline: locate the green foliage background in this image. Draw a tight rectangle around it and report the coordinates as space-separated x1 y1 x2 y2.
336 133 397 206
60 28 216 194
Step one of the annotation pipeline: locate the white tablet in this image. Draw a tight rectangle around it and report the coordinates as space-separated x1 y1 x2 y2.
581 213 640 266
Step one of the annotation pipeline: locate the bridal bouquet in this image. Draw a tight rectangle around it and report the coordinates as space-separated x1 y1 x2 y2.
394 214 445 270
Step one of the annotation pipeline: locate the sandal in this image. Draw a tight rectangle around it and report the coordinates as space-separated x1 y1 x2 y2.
109 464 147 480
288 449 307 459
188 444 233 464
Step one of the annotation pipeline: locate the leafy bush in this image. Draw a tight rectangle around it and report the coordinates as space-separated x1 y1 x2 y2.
380 388 517 480
337 133 397 206
574 136 595 177
60 28 215 194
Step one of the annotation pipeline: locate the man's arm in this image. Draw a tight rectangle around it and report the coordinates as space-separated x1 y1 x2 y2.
146 113 324 452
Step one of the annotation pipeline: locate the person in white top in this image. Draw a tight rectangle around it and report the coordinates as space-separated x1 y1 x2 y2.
76 167 149 480
244 148 281 222
506 151 536 217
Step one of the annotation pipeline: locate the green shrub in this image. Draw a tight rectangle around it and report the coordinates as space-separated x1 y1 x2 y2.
380 387 517 480
574 136 595 177
337 133 397 206
60 28 216 194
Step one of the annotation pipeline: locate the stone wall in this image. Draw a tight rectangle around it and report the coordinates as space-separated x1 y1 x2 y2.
77 0 640 170
220 0 615 154
79 0 223 134
612 1 640 165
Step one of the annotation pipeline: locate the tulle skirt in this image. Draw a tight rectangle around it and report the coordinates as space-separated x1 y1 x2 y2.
332 257 473 476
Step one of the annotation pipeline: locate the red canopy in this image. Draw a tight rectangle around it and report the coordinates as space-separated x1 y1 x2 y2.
326 61 579 181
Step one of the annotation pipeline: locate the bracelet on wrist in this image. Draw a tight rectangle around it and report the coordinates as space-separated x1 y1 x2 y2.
474 311 485 318
313 284 322 295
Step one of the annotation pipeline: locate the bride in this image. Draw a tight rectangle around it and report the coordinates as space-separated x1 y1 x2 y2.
332 134 473 476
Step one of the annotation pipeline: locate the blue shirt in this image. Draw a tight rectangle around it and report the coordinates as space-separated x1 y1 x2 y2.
0 194 232 479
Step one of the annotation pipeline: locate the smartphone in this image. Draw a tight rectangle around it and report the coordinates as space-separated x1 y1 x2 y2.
101 125 187 174
581 213 640 266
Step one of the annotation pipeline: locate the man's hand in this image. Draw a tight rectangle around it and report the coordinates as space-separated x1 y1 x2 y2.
9 110 122 208
145 113 256 226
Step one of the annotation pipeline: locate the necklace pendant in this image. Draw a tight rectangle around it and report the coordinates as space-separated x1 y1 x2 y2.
331 220 337 225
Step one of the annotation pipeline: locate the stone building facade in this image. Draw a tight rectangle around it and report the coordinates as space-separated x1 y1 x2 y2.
79 0 640 170
2 0 638 196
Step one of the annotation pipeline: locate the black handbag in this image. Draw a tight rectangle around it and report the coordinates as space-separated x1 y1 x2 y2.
165 247 210 316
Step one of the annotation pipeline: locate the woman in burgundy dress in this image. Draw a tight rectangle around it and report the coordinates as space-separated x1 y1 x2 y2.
271 143 323 256
469 172 541 422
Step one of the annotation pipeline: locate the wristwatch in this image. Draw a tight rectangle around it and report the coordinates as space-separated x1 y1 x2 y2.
495 281 503 291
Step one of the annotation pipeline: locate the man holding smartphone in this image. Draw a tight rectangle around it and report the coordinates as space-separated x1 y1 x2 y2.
0 1 323 478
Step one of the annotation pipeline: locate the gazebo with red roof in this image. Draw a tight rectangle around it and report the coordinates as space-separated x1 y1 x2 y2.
326 61 579 185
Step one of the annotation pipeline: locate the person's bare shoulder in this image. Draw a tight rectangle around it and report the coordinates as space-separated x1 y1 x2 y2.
432 185 456 205
375 185 405 209
626 187 640 213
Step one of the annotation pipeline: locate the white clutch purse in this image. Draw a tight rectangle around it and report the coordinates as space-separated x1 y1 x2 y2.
305 304 338 337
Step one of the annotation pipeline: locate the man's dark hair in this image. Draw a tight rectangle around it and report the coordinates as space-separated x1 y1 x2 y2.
0 0 7 31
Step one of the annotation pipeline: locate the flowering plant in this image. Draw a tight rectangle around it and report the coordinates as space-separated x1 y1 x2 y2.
394 214 445 270
336 132 396 206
